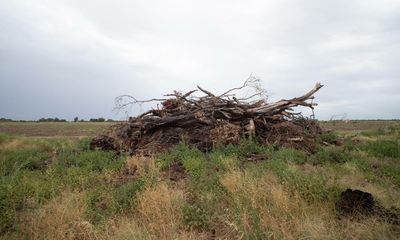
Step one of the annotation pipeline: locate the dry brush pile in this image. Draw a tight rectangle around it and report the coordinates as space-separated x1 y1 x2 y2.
91 78 324 155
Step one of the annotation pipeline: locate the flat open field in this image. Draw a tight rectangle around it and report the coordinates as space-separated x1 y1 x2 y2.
0 122 112 138
1 120 399 138
1 120 399 239
320 120 400 134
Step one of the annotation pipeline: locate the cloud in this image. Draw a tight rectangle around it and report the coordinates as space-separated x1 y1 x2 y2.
0 0 399 120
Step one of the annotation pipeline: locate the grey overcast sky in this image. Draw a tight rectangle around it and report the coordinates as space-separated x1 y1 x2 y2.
0 0 399 120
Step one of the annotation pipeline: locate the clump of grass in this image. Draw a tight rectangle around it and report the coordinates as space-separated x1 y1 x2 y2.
310 147 352 165
85 186 114 223
319 131 340 144
363 140 400 158
182 156 207 180
0 181 18 233
220 170 298 239
157 143 204 170
278 170 337 202
182 203 210 231
343 136 357 151
19 190 96 240
217 139 273 158
56 150 124 172
0 148 52 176
0 171 62 232
0 132 13 145
77 137 92 151
112 177 147 214
85 177 148 223
378 162 400 186
137 183 185 237
272 148 307 164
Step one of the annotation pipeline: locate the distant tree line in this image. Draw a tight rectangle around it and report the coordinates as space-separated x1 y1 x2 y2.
37 117 67 122
0 118 14 122
75 117 116 122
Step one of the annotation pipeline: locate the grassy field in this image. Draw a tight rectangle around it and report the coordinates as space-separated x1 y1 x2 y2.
0 120 399 239
320 120 400 135
0 122 112 138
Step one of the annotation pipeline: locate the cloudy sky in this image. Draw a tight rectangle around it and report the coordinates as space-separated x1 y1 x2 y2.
0 0 399 120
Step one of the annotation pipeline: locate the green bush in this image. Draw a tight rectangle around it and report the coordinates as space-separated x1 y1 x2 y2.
59 167 100 189
343 137 357 151
86 178 147 223
0 178 18 233
0 149 51 176
181 203 209 231
310 147 351 165
113 178 146 213
182 156 207 180
77 137 92 151
157 143 204 170
319 131 340 144
379 163 400 186
272 148 307 164
56 150 124 172
85 187 114 223
278 170 334 202
363 140 400 158
0 171 60 233
264 158 335 202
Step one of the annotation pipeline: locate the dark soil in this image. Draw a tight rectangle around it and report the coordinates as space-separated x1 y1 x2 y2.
163 162 187 182
336 189 400 225
336 189 375 215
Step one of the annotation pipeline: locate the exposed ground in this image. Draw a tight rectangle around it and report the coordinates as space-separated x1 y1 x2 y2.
0 120 399 239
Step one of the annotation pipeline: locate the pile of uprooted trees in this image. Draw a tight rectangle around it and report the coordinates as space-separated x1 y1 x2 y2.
91 77 324 155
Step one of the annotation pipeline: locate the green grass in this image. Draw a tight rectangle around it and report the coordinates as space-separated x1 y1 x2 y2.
0 120 399 239
363 140 400 158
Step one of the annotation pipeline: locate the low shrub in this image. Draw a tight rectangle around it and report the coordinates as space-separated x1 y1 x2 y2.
181 203 209 231
157 143 204 170
310 147 351 165
277 169 334 202
86 178 147 223
113 178 146 213
0 149 51 176
319 131 340 144
85 187 114 223
182 156 207 180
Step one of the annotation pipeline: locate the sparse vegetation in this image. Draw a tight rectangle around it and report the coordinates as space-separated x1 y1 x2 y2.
0 120 400 239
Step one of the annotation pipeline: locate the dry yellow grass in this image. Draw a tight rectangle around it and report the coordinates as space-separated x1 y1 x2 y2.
19 190 96 240
220 169 400 240
136 182 207 239
125 155 157 176
137 183 184 238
